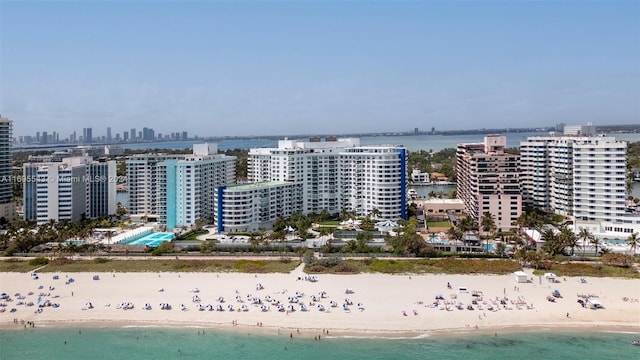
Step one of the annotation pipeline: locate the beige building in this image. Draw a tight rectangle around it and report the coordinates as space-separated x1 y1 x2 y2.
456 135 521 233
422 199 465 218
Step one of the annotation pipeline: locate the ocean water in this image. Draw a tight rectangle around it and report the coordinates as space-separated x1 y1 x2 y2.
0 328 636 359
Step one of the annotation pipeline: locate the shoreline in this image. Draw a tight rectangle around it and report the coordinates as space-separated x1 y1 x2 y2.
2 269 638 340
3 318 639 340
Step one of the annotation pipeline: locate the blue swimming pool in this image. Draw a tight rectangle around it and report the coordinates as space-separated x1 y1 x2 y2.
428 237 449 244
483 243 513 252
122 232 175 247
603 238 627 245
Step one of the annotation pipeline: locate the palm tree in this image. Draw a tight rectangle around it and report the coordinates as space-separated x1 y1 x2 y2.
556 226 577 256
495 242 507 257
447 226 464 252
626 232 639 255
481 211 497 253
458 215 477 233
369 207 381 220
589 236 603 256
577 228 594 256
541 229 560 256
249 234 260 251
105 230 114 256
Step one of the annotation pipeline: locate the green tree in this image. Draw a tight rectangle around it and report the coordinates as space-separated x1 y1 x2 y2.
558 226 578 256
541 229 561 256
577 228 594 257
626 232 639 255
589 236 603 256
388 218 433 256
355 231 373 253
480 211 497 253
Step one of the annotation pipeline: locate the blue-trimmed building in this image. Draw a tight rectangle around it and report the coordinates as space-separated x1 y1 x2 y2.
126 144 236 230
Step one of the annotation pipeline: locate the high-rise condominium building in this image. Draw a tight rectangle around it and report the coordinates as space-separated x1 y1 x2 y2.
520 125 628 225
338 145 407 220
0 117 15 220
456 135 521 233
217 138 407 232
23 156 117 225
126 144 236 230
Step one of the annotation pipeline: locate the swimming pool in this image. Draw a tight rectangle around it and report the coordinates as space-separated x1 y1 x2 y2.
122 232 175 247
483 243 513 252
428 237 450 244
602 238 627 245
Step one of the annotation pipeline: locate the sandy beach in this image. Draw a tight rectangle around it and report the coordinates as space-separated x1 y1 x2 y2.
1 264 638 337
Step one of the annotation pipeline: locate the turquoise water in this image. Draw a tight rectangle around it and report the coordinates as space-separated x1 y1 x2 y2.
603 239 627 245
0 328 636 359
428 237 450 244
123 232 175 247
482 244 513 252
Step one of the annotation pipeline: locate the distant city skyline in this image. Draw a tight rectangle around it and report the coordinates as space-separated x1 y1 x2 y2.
1 1 639 138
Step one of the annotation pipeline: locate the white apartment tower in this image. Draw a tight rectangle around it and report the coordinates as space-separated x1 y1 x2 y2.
126 144 236 230
456 135 521 233
23 156 117 225
219 137 407 232
248 137 357 215
215 181 304 233
520 125 627 223
338 146 407 220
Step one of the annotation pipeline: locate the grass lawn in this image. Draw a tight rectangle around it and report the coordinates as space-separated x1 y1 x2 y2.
0 259 40 272
426 221 451 228
318 221 341 226
306 258 523 275
28 258 300 273
180 230 209 241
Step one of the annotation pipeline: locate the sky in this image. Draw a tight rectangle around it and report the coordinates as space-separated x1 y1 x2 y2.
1 1 639 139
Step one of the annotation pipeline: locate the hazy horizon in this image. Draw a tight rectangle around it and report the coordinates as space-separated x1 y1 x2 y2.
1 1 639 138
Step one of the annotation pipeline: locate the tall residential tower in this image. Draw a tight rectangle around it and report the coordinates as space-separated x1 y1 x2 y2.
456 135 521 233
0 117 15 220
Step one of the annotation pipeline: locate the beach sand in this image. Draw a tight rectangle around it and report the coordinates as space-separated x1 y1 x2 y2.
1 264 638 337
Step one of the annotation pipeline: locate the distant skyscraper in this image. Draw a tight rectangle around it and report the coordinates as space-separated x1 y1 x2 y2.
182 131 188 140
130 128 136 142
83 127 93 144
0 117 15 220
106 127 112 142
123 132 129 142
142 127 155 141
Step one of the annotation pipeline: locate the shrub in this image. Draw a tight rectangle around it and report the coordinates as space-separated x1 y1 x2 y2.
94 258 109 264
307 264 327 273
303 250 316 265
333 262 359 273
28 257 49 266
316 257 343 267
601 253 633 267
50 257 73 266
151 241 175 256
